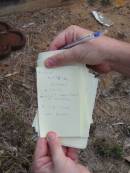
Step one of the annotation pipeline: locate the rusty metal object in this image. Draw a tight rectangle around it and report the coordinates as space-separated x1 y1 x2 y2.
0 21 26 59
0 44 11 59
5 30 26 51
0 21 11 33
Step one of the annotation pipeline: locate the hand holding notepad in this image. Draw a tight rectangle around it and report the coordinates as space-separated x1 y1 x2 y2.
32 50 98 149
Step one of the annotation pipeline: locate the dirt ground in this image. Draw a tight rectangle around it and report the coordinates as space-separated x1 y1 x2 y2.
0 0 130 173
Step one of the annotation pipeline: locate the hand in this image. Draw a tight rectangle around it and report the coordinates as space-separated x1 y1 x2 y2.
44 25 114 73
31 132 90 173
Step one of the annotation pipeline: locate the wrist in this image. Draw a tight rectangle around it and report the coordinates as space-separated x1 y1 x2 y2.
95 36 130 73
108 39 130 73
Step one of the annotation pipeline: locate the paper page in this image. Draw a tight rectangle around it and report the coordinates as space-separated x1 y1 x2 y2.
35 50 98 147
80 68 98 137
37 51 83 137
59 67 98 148
32 111 40 136
33 113 88 149
60 137 88 149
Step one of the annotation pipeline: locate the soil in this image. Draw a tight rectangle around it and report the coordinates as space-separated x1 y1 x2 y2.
0 0 130 173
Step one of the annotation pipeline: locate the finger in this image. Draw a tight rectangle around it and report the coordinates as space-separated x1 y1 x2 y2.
49 26 76 50
34 138 48 160
49 31 68 50
47 131 66 164
49 25 88 50
44 47 80 68
62 146 67 155
67 148 79 162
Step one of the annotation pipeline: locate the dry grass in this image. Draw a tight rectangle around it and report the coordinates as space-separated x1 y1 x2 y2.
0 110 35 173
0 1 130 172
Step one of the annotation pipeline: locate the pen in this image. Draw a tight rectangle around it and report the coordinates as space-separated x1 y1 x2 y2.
61 30 107 49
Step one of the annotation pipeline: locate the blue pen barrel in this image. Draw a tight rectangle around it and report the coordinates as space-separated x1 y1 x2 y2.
61 31 106 49
94 31 101 37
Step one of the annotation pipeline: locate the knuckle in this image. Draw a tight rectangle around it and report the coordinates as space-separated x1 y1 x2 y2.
65 25 78 44
68 25 77 30
68 25 77 35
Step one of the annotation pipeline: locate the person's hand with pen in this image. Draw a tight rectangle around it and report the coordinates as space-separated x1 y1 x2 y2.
32 25 130 173
44 25 130 75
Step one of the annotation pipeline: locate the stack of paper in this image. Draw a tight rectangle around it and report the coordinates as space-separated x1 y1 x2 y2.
32 50 98 149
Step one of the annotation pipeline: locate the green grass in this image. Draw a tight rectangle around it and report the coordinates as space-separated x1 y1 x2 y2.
88 0 111 5
87 0 96 5
94 138 123 159
101 0 111 5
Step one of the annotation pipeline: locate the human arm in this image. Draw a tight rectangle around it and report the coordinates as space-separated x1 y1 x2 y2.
44 25 130 75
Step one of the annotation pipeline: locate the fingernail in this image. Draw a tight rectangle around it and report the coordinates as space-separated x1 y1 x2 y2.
45 58 56 68
47 132 57 141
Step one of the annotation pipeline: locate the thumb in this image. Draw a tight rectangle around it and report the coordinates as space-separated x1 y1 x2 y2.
47 132 66 164
44 48 80 68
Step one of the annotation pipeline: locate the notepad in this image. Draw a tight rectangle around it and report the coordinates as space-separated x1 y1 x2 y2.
32 50 98 149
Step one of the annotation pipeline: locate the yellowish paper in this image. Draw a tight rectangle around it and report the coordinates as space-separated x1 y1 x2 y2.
33 50 98 148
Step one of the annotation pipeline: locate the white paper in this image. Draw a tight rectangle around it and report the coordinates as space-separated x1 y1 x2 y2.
33 113 88 149
37 51 85 137
33 50 98 148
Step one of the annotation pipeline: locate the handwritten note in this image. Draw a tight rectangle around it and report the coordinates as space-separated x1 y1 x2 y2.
33 50 99 148
37 50 84 137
